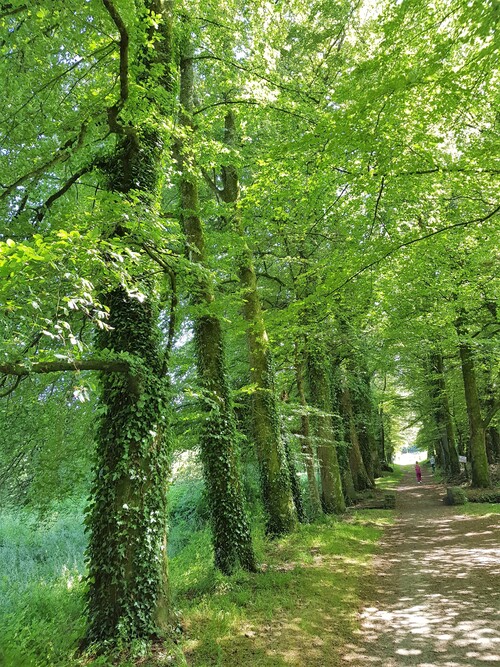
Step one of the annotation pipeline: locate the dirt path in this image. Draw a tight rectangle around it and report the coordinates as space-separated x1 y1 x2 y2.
343 467 500 667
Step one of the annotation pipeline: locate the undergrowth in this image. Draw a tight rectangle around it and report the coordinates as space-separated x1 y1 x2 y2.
0 478 392 667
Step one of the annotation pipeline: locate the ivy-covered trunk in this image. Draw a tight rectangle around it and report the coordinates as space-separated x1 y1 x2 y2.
353 369 380 480
208 110 296 535
85 1 174 643
87 287 170 641
175 49 256 572
306 345 345 514
330 372 356 505
458 340 491 488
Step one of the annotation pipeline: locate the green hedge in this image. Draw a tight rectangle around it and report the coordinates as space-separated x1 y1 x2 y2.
466 488 500 504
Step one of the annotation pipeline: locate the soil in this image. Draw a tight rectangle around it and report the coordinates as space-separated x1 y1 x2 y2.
342 467 500 667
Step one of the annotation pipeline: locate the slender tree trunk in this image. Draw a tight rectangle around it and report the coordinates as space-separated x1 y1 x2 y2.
378 405 387 466
486 427 500 463
306 346 345 514
295 347 322 518
458 339 491 487
212 110 296 536
175 48 256 572
282 425 306 523
351 369 377 483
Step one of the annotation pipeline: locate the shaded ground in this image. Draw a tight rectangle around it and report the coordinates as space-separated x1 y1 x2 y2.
343 467 500 667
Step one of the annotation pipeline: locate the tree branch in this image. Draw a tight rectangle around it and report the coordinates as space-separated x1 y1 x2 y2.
484 398 500 429
102 0 129 105
0 359 130 376
193 98 315 124
0 123 87 201
33 164 95 223
0 3 27 19
325 203 500 298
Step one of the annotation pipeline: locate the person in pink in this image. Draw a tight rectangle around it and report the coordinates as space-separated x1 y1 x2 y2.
415 461 422 484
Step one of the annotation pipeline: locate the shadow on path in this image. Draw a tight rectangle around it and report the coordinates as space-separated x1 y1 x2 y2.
343 468 500 667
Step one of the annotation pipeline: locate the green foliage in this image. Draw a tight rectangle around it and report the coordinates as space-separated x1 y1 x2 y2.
0 375 94 510
1 0 500 655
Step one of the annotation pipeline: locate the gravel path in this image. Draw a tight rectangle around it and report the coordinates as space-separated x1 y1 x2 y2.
343 467 500 667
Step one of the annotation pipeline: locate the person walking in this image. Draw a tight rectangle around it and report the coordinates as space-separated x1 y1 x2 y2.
415 461 422 484
430 455 436 474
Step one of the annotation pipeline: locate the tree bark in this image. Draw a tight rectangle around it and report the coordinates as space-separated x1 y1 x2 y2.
85 1 174 642
341 385 374 491
430 351 461 476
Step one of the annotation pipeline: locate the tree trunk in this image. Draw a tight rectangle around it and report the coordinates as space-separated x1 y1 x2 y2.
486 427 500 463
215 110 296 536
341 386 374 491
306 346 345 514
175 48 256 572
458 340 491 488
433 352 460 475
87 287 170 641
351 369 378 482
86 2 174 642
282 425 306 523
295 347 322 518
331 378 356 505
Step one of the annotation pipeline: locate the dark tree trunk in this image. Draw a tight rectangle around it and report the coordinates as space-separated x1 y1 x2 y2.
432 352 460 475
341 386 374 491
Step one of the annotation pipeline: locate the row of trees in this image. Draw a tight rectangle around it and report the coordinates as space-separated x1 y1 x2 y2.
0 0 498 651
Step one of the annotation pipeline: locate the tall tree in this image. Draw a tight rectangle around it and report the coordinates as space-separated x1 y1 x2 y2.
174 42 257 572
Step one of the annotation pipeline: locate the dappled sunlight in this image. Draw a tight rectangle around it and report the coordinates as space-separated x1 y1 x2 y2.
183 522 378 666
343 469 500 667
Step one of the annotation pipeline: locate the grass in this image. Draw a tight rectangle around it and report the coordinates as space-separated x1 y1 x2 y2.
376 464 404 490
0 508 87 667
461 503 500 516
173 512 391 667
0 481 396 667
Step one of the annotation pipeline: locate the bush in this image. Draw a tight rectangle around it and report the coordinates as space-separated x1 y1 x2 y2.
466 488 500 504
445 487 468 505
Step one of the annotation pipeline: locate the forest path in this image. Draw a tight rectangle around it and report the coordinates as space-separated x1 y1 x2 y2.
343 467 500 667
